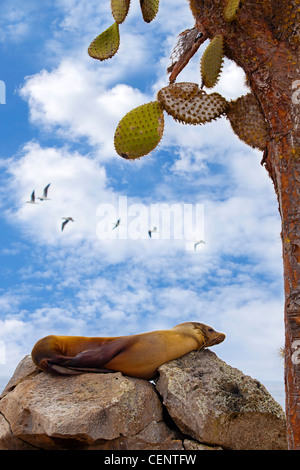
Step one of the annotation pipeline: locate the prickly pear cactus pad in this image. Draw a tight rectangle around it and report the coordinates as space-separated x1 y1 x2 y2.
226 93 269 150
224 0 241 22
88 22 120 60
157 82 228 125
111 0 131 24
114 101 164 159
201 35 224 88
140 0 159 23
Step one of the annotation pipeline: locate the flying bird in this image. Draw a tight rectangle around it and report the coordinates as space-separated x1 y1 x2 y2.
194 240 205 250
38 183 51 201
26 191 38 204
61 217 74 232
112 218 121 230
148 226 158 238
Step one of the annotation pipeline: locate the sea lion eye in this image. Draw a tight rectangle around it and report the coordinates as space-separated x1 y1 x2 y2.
208 328 214 332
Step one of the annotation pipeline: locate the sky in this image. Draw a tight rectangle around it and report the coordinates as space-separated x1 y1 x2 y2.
0 0 285 406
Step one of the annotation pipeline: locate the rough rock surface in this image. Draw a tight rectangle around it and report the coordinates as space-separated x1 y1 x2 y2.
0 356 182 450
0 352 287 450
156 349 287 450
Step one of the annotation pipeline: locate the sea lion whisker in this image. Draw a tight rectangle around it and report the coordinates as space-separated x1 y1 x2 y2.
197 338 209 352
196 332 225 352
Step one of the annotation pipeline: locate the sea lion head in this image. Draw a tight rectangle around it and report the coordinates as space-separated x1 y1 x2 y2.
174 322 225 349
193 322 226 348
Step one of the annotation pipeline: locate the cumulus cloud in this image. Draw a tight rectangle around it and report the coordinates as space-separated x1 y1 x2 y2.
3 142 112 244
19 61 148 159
0 1 36 43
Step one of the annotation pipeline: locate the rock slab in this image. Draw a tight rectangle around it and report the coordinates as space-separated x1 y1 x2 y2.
156 349 287 450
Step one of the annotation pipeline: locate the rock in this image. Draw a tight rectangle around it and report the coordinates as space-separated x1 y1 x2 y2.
156 349 287 450
0 352 287 450
183 439 223 450
0 356 181 450
0 355 39 399
0 413 37 450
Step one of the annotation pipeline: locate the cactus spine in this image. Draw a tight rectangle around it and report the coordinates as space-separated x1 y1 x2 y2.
110 0 131 24
88 22 120 61
157 82 228 125
224 0 241 22
140 0 159 23
226 93 269 150
201 35 224 88
114 101 164 159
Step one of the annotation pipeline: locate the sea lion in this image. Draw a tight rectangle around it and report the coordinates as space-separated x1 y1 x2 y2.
31 322 225 379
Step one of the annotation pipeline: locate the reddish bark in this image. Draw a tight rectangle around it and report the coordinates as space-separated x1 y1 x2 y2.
187 0 300 449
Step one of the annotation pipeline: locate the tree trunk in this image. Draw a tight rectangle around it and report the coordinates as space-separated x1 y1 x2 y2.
188 0 300 449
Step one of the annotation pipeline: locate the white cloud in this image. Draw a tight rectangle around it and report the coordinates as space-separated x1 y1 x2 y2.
0 293 22 315
214 59 249 100
20 61 149 159
17 0 250 167
0 1 35 43
15 0 204 163
4 142 111 244
55 0 110 33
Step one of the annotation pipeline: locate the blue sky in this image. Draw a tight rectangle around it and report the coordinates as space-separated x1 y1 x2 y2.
0 0 285 405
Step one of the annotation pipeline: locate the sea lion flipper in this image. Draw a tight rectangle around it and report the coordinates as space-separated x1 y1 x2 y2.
58 338 127 370
48 364 115 375
49 364 84 375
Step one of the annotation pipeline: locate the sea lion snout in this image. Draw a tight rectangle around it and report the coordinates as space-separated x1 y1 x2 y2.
207 332 226 347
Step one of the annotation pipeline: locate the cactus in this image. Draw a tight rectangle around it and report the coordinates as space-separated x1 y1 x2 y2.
88 22 120 61
224 0 241 22
270 0 299 47
114 101 164 159
157 82 228 125
226 93 269 150
111 0 131 24
200 35 224 88
140 0 159 23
